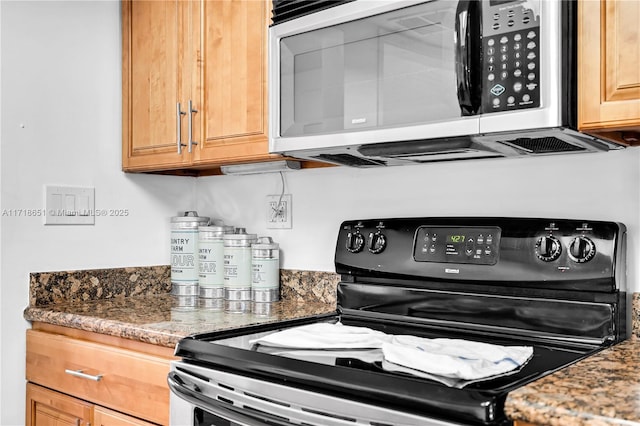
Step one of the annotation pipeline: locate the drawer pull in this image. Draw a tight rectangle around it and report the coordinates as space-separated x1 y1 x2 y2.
64 369 103 382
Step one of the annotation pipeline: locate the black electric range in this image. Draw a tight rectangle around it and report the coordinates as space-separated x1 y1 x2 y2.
169 217 627 426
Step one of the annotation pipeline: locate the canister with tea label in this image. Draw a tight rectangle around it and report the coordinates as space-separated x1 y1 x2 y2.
170 211 209 298
198 224 234 299
251 236 280 302
223 228 257 305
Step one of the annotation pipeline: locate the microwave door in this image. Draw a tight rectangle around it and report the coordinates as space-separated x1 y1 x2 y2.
270 0 481 154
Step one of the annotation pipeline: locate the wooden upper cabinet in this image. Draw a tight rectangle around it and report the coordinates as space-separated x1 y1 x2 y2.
578 0 640 144
122 0 277 173
192 0 278 166
122 0 193 171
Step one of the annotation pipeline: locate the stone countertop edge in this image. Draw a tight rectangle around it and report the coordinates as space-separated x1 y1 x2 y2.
24 294 337 348
505 293 640 426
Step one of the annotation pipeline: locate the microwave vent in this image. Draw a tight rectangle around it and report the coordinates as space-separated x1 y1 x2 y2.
312 153 387 167
500 137 586 154
271 0 354 25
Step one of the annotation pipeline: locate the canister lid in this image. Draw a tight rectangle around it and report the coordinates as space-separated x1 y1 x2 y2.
199 225 234 238
171 211 210 225
252 236 279 250
223 230 257 246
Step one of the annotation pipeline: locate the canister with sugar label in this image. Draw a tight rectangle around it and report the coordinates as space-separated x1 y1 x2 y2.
223 228 257 303
251 236 280 302
198 224 234 299
170 211 209 297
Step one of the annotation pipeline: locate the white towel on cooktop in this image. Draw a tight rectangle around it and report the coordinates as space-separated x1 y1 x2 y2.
250 322 393 349
382 335 534 381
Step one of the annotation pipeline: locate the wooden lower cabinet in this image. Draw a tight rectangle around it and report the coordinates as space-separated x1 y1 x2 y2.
26 323 176 425
26 384 156 426
94 406 157 426
26 384 92 426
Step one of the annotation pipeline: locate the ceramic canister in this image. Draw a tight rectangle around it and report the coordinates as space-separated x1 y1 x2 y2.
170 211 210 296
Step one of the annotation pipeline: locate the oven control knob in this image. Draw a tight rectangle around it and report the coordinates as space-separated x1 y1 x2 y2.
368 231 387 254
535 236 561 261
346 232 365 253
568 236 595 263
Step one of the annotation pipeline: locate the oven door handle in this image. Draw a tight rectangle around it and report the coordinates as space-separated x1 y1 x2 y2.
168 372 292 426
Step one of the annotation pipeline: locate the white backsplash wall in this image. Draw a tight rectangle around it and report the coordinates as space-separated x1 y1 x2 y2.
197 149 639 288
0 1 195 424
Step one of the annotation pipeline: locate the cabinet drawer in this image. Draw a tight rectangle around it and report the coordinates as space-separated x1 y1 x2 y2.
26 329 171 425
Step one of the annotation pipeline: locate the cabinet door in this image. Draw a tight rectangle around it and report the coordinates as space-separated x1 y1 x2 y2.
94 406 157 426
191 0 280 166
578 0 640 138
26 383 92 426
122 0 193 171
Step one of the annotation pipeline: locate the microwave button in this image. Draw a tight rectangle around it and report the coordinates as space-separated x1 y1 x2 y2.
493 22 501 30
514 69 522 78
514 33 522 42
501 63 508 70
527 31 536 39
527 62 536 70
488 56 495 64
490 84 506 96
514 42 521 50
488 73 496 82
488 38 496 47
492 98 501 107
500 54 508 62
514 52 522 59
500 36 509 44
514 61 522 68
527 52 536 60
487 47 495 55
508 10 515 17
527 41 537 50
493 13 500 20
501 71 509 80
508 20 515 27
507 96 515 104
513 82 523 92
526 83 538 91
528 73 536 81
523 16 531 25
500 45 508 53
522 94 531 102
488 65 495 72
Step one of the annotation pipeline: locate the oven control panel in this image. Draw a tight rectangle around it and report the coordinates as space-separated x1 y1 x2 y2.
414 226 501 265
335 217 626 291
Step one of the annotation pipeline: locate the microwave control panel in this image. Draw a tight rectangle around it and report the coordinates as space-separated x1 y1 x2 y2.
481 0 541 113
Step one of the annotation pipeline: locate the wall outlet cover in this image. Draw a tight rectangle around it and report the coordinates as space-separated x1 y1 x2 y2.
266 194 292 229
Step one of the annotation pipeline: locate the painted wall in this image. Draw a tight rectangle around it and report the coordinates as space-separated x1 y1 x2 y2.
196 149 639 288
0 1 194 424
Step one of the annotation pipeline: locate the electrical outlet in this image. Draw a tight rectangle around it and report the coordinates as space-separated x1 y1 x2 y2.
266 194 292 229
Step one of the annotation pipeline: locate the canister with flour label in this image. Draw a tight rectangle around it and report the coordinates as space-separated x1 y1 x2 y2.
170 211 209 298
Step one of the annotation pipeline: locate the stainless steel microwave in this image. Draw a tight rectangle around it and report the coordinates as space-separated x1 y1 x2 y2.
268 0 622 167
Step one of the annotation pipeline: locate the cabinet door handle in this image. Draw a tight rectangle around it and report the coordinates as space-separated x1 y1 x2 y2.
65 369 103 382
176 102 187 154
188 100 198 153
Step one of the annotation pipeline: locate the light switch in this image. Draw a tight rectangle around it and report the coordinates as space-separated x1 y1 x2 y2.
44 186 95 225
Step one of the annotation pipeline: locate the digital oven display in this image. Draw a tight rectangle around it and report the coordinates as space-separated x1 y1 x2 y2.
414 226 501 265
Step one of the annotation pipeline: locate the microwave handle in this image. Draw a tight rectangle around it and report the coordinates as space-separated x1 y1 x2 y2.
454 0 483 116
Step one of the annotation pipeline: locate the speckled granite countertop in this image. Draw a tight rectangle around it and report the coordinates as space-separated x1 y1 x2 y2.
23 266 338 348
505 293 640 425
24 293 336 348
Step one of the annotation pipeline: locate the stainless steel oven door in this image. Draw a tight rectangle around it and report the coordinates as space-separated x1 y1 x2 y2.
168 361 465 426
